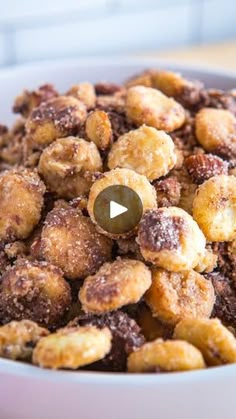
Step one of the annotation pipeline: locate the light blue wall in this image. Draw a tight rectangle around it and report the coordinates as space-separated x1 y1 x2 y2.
0 0 235 67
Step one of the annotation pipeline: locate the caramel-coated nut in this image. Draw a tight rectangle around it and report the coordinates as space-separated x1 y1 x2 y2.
192 175 236 241
85 110 113 150
126 86 185 132
174 318 236 366
79 259 152 314
33 326 112 369
128 338 205 372
108 125 176 181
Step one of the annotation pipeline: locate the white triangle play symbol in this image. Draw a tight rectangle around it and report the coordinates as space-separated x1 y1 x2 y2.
110 201 128 219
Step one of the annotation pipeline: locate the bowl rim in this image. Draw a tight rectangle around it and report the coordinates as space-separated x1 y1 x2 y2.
0 57 235 383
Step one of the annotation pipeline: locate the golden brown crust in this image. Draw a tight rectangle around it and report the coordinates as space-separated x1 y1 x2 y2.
0 169 45 242
85 110 113 151
185 154 228 184
66 82 96 109
145 269 215 326
33 326 112 369
13 84 58 117
174 318 236 366
79 258 152 314
128 338 205 372
41 206 113 280
0 260 71 327
38 136 102 199
0 320 49 360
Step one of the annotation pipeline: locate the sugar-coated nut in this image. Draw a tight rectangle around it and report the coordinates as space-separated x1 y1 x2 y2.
108 125 177 181
145 269 215 326
0 320 49 361
127 338 205 372
66 82 96 109
0 261 71 327
26 96 87 147
126 86 185 132
194 249 218 273
154 176 181 208
38 137 102 199
138 207 206 272
174 318 236 366
192 175 236 241
88 168 157 238
41 206 112 280
85 110 113 150
151 70 191 97
79 259 152 314
0 169 45 242
13 84 58 117
33 326 112 369
195 108 236 157
185 154 228 184
125 71 153 88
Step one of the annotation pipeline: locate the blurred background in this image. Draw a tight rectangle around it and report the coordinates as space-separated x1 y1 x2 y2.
0 0 235 69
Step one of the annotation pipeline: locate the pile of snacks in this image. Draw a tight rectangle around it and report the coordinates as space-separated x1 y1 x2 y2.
0 69 235 373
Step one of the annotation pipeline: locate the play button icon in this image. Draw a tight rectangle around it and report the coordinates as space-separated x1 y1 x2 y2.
110 201 128 219
93 185 143 235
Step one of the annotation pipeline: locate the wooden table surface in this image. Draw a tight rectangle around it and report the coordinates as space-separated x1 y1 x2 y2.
142 40 236 72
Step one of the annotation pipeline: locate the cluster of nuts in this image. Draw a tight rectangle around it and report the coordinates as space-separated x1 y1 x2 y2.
0 69 235 373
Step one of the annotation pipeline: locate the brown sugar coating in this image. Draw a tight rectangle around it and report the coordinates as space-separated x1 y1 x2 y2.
195 108 236 158
185 154 228 184
88 168 157 238
108 125 177 181
192 175 236 241
85 110 113 151
145 269 215 326
13 84 58 117
40 206 113 280
126 86 185 132
79 259 152 314
174 318 236 366
154 176 181 208
26 96 87 147
0 320 49 361
38 136 102 199
138 207 206 271
33 325 112 369
0 260 71 327
69 310 145 372
0 169 45 242
128 338 205 372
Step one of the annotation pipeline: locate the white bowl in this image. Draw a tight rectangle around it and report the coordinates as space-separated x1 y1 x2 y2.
0 58 235 419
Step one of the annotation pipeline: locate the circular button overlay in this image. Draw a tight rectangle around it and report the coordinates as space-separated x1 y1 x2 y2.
93 185 143 235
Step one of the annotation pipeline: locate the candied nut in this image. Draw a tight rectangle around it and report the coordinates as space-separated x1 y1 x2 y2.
185 154 228 184
66 82 96 109
13 84 58 117
154 176 181 207
33 326 112 369
145 269 215 326
127 338 205 372
195 108 236 158
0 260 71 327
26 96 87 147
0 320 49 361
79 259 152 314
194 249 217 273
126 86 185 132
138 207 206 272
174 318 236 366
192 175 236 241
88 168 157 238
85 110 113 150
0 169 45 242
95 82 124 95
71 310 145 372
38 136 102 199
151 70 191 97
41 206 112 280
108 125 176 181
136 304 172 341
125 71 153 88
4 241 28 260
